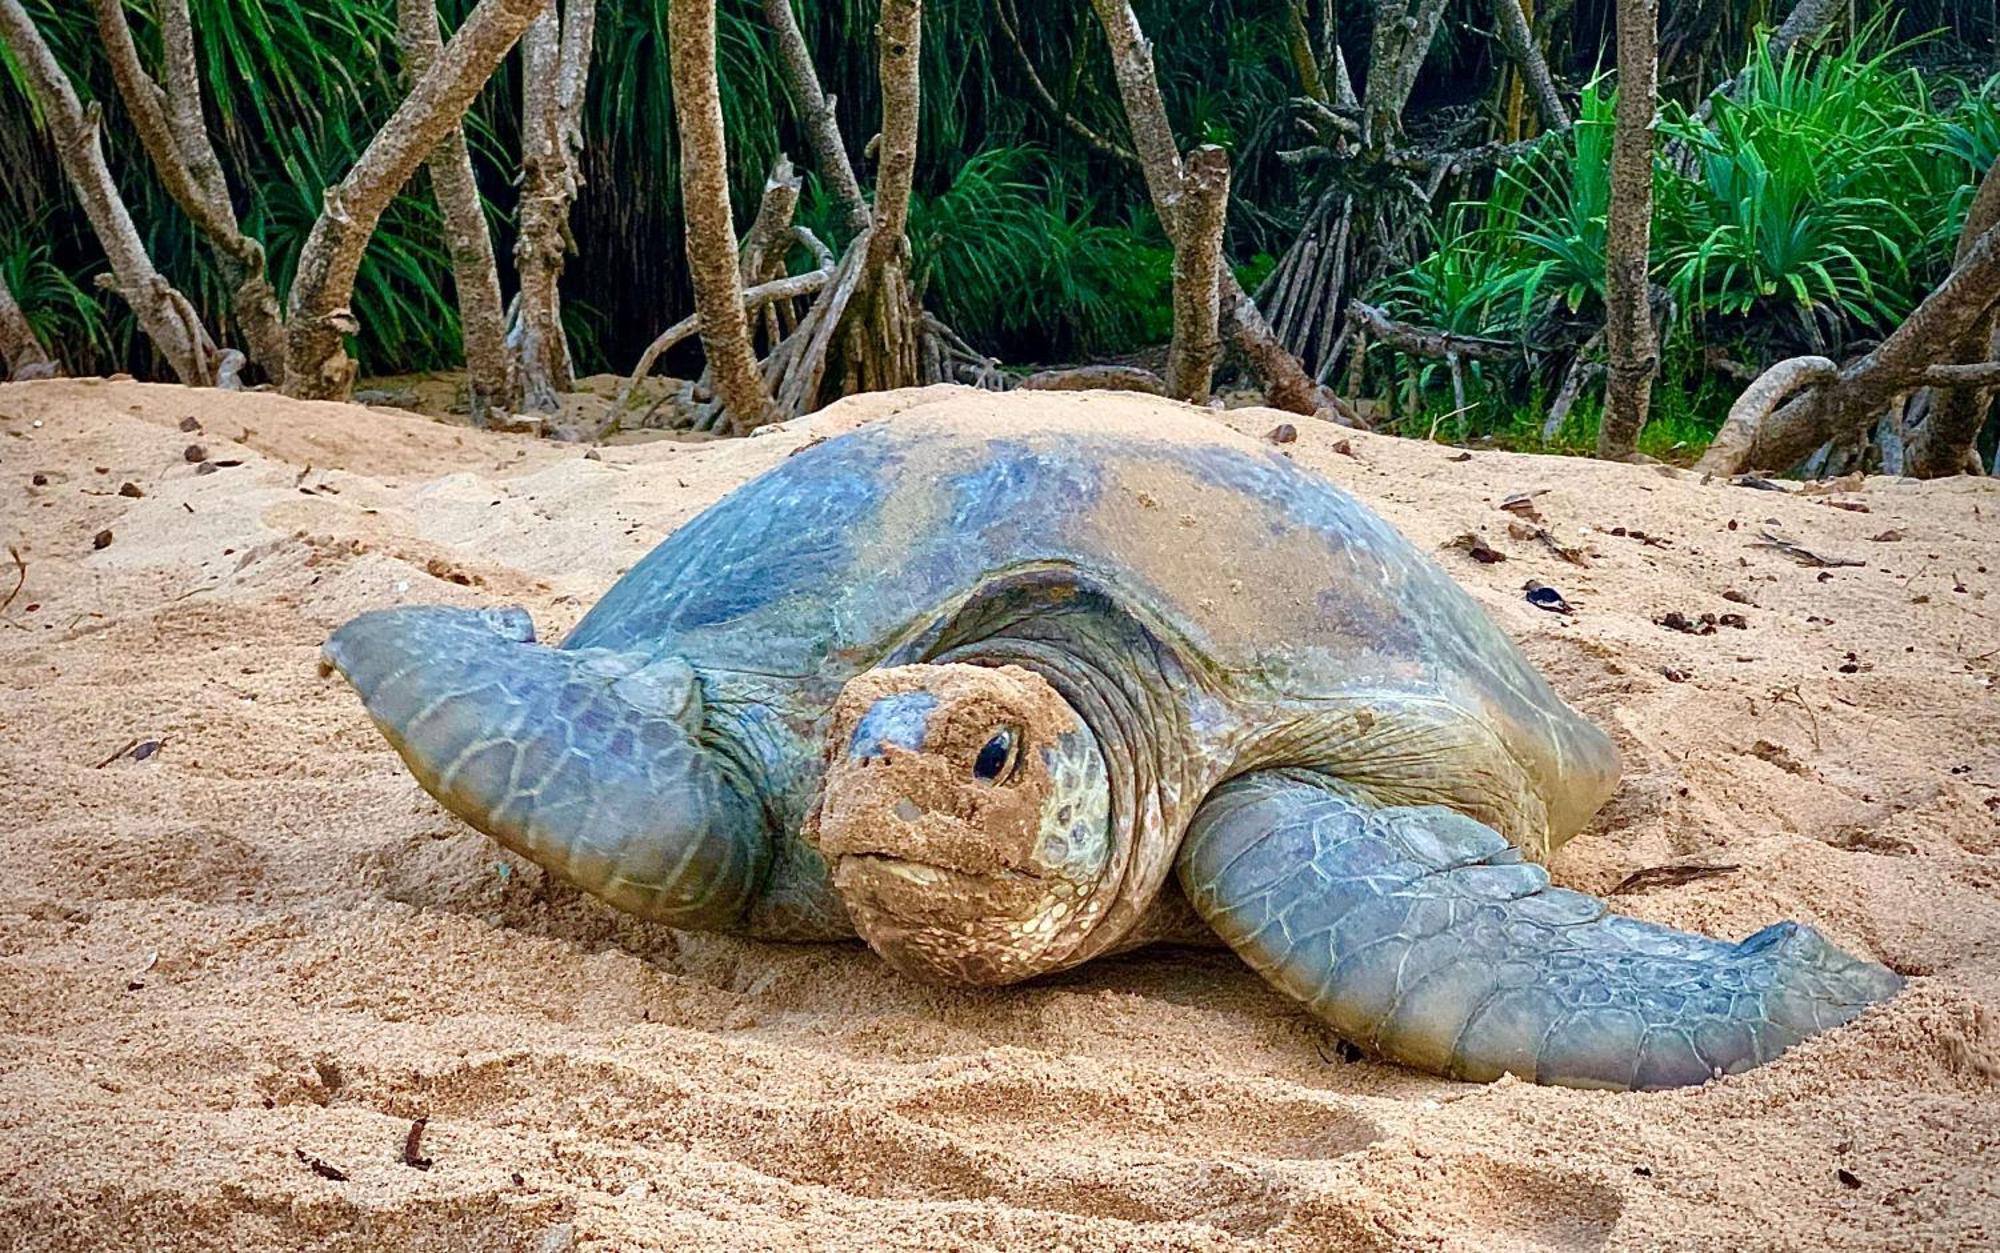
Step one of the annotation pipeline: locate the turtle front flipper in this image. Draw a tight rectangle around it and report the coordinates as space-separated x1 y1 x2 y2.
1179 771 1901 1090
323 606 768 929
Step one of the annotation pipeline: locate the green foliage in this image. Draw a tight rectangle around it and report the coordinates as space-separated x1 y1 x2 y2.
900 147 1174 358
1 0 1305 377
1655 25 1942 345
1 217 113 372
4 0 1995 395
1368 25 2000 458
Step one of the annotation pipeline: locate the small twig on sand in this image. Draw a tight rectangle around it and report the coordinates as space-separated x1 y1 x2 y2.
1611 863 1742 895
294 1148 349 1181
1767 683 1822 752
402 1116 433 1170
0 546 24 615
1753 530 1864 568
93 738 141 769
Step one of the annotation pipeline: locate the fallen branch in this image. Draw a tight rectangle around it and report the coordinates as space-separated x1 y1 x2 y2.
0 545 25 616
1752 529 1863 568
1345 301 1522 363
1017 365 1166 394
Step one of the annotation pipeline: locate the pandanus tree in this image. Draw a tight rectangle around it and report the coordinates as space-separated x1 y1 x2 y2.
618 0 998 436
2 0 549 404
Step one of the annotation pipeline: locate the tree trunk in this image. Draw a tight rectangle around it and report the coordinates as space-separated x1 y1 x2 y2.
398 0 516 422
1166 145 1229 404
1 0 215 384
1697 220 2000 476
1597 0 1660 461
1363 0 1452 148
1088 0 1335 418
512 0 594 411
0 270 56 378
838 0 923 395
283 0 548 401
761 0 870 235
93 0 288 385
867 0 921 264
668 0 773 434
1906 156 2000 476
1493 0 1569 132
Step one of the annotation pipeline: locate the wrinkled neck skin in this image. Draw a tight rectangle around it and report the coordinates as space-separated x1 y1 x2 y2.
925 599 1222 973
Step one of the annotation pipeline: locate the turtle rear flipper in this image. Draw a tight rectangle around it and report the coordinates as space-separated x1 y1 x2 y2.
1179 771 1901 1091
323 606 767 930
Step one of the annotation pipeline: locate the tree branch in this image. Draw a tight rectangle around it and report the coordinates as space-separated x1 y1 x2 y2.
1363 0 1451 147
2 0 215 384
398 0 515 421
1492 0 1570 132
512 2 582 410
1087 0 1345 420
669 0 773 433
617 255 834 420
1697 218 2000 476
283 0 548 399
739 155 802 284
1908 154 2000 476
114 0 292 383
760 0 869 235
994 0 1137 165
868 0 921 263
1597 0 1660 460
1700 0 1841 120
1087 0 1186 229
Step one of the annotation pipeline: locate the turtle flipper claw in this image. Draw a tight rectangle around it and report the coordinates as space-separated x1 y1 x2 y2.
324 606 766 929
1178 771 1900 1090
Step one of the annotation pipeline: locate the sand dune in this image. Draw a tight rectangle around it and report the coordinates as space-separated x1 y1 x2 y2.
1 378 1995 1251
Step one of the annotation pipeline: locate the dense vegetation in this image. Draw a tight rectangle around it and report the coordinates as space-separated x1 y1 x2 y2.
2 1 1996 456
1377 33 2000 453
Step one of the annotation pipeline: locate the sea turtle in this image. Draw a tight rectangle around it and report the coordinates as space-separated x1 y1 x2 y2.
323 392 1900 1090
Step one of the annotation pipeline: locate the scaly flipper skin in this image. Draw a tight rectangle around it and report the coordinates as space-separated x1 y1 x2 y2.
323 606 767 928
1179 771 1903 1090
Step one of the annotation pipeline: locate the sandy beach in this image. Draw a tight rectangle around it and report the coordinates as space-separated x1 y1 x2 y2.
1 378 1995 1250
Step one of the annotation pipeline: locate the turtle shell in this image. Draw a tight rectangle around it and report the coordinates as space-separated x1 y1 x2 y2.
566 391 1615 854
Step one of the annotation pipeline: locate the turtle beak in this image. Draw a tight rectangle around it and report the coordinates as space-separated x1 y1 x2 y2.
321 606 765 928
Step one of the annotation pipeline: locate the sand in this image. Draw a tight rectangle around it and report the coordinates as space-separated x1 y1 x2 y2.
1 378 1996 1252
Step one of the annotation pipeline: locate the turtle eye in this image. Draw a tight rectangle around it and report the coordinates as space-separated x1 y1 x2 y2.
972 728 1019 784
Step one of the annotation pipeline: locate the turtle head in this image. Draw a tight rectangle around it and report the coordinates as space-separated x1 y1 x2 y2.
813 663 1112 986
